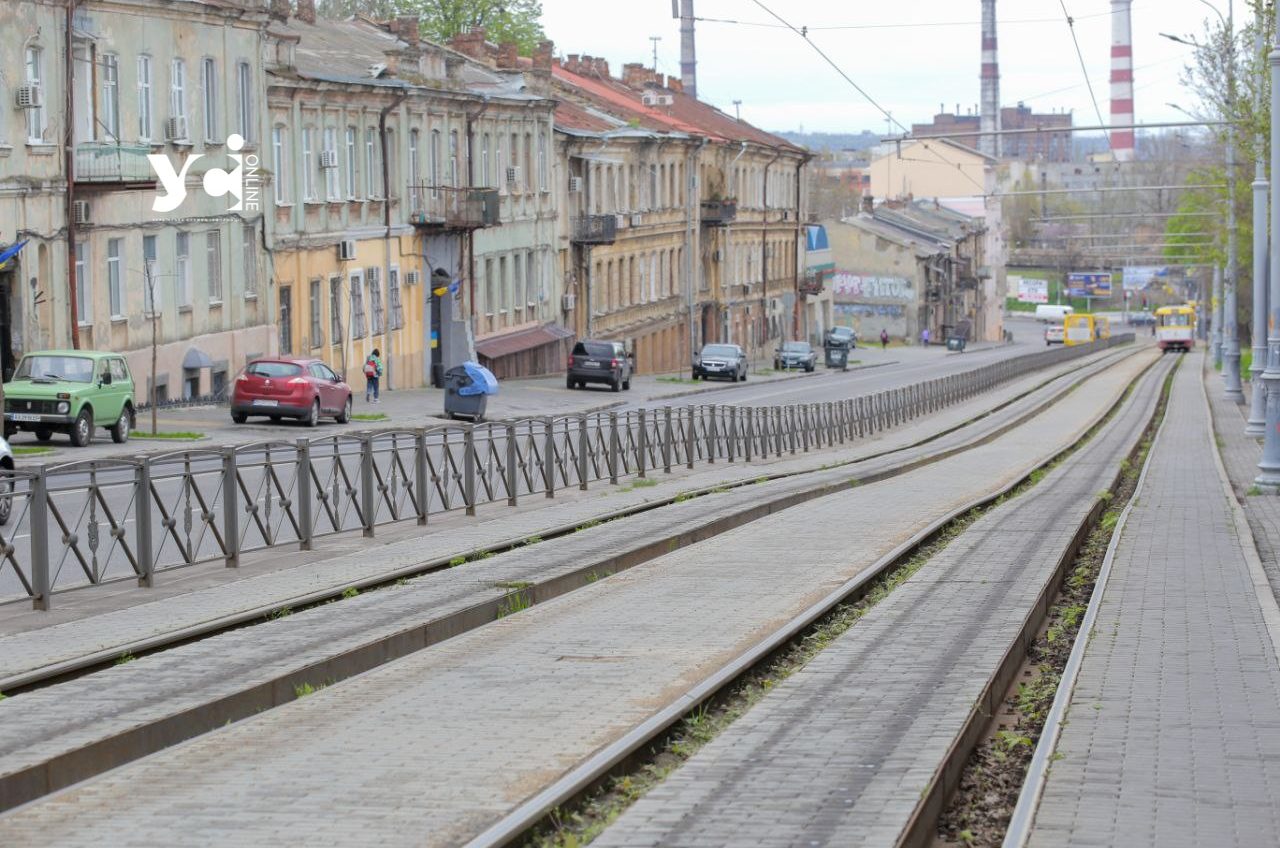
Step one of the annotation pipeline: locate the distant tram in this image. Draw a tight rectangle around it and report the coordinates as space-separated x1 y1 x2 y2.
1063 314 1110 346
1155 305 1196 353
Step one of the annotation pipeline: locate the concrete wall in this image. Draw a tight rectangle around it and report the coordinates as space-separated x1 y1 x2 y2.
824 219 923 341
870 141 988 201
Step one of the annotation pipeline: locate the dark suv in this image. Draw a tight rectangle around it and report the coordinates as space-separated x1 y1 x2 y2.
693 343 747 382
774 341 817 372
567 340 633 392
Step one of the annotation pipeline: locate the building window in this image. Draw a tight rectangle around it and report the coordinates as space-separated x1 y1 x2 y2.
484 258 495 317
100 54 120 142
206 230 222 301
511 253 522 316
176 232 191 307
107 238 123 317
523 131 532 192
170 58 187 126
302 126 316 201
481 133 490 188
236 61 252 141
368 266 384 335
142 234 159 313
538 129 548 191
25 46 44 143
388 267 404 330
494 135 504 193
137 56 153 141
409 129 421 211
350 272 366 338
201 57 217 142
526 249 536 308
324 127 339 201
272 126 288 203
365 127 379 197
309 278 323 347
345 126 358 198
75 243 90 324
243 224 258 296
429 128 440 196
384 128 397 197
278 286 292 355
449 129 458 187
329 276 343 342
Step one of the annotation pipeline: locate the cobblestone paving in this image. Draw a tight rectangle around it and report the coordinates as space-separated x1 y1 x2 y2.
1028 358 1280 848
592 357 1169 848
0 353 1153 845
0 347 1128 688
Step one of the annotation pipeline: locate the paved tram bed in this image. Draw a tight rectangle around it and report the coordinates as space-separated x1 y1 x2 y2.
1026 359 1280 847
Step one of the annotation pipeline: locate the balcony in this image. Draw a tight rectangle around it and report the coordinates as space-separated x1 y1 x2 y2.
571 215 617 245
700 198 737 226
74 142 154 184
407 186 500 230
798 271 825 297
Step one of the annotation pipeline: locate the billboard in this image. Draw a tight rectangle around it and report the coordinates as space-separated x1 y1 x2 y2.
1122 266 1170 290
1013 276 1049 304
1066 272 1113 298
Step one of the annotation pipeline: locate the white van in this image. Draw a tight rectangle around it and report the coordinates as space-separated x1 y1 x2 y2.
1035 304 1074 323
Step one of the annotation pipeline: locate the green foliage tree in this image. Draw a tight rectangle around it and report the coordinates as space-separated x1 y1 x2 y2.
316 0 546 55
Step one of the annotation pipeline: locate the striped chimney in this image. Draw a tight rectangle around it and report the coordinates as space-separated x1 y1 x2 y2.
980 0 1000 159
1110 0 1136 161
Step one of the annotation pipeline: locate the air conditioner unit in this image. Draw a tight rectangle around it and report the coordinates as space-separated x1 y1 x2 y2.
404 270 420 286
568 176 583 193
561 292 576 312
640 91 674 107
614 213 626 229
319 150 338 169
164 116 188 142
506 166 521 187
338 239 357 261
15 85 42 109
73 200 91 225
712 249 723 262
630 213 642 227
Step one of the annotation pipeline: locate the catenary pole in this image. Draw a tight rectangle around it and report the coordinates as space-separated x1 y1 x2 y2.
1248 27 1269 433
1256 3 1280 489
1222 0 1244 401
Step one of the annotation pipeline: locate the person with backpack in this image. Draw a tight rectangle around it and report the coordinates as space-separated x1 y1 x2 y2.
879 329 889 350
364 349 383 403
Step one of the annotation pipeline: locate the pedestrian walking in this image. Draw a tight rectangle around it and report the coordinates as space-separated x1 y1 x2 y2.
364 348 383 403
920 327 930 347
879 329 889 350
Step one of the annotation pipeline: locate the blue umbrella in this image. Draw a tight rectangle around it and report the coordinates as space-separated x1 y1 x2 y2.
0 240 28 270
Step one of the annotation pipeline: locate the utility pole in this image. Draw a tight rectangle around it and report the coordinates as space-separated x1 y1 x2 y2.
1248 26 1269 434
1213 264 1223 366
649 36 661 73
1222 0 1244 402
1258 3 1280 489
65 0 80 350
145 262 157 435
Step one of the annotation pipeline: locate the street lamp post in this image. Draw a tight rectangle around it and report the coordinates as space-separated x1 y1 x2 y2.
1215 2 1245 400
1248 28 1269 433
1214 264 1224 365
1257 6 1280 489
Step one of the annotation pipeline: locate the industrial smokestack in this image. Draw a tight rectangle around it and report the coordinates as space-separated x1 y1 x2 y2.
1110 0 1136 161
980 0 1000 158
678 0 697 98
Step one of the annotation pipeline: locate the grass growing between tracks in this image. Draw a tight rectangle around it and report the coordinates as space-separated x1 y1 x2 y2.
934 367 1174 848
522 354 1164 848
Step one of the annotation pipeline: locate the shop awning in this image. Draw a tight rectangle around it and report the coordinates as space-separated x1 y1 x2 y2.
475 323 574 360
0 240 28 270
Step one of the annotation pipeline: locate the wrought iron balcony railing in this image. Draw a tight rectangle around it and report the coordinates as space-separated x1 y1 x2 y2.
571 215 618 244
74 142 154 183
407 186 500 229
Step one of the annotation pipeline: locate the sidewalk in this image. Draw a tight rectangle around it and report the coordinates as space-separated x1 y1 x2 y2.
1026 357 1280 847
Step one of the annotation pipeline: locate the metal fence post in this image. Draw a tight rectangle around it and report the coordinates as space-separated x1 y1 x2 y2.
774 406 784 457
745 407 754 463
707 405 718 464
296 440 314 550
663 406 673 473
609 412 620 484
638 408 649 477
544 417 556 498
464 426 477 516
685 407 696 469
360 435 376 536
222 447 240 567
727 406 737 463
133 458 155 588
506 424 519 506
415 429 429 525
29 472 49 610
578 416 589 491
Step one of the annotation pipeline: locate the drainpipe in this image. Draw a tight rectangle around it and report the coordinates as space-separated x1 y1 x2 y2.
760 149 782 353
465 96 490 345
65 0 80 349
686 137 707 361
378 87 406 390
793 152 810 341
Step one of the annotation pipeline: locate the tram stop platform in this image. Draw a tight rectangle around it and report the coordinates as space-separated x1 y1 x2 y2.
1024 358 1280 846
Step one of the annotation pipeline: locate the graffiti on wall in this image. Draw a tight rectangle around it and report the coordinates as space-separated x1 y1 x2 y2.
835 304 906 318
831 272 914 302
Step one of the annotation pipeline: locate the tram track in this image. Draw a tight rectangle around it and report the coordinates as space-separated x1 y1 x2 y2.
476 353 1174 848
0 347 1145 818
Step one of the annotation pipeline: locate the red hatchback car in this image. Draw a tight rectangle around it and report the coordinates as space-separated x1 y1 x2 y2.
230 358 353 427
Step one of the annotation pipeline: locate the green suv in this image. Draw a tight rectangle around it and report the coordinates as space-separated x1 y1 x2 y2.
4 350 136 447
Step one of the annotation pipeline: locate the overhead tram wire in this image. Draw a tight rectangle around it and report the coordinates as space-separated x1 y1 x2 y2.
693 7 1121 32
1058 0 1112 152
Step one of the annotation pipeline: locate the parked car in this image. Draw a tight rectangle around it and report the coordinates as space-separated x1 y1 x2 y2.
1035 304 1074 323
693 343 747 382
3 350 135 447
230 358 353 426
774 341 817 372
1128 312 1156 326
0 434 13 526
1044 324 1065 346
825 326 857 349
567 340 632 392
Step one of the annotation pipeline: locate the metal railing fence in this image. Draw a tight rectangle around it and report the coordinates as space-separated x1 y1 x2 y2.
0 336 1132 609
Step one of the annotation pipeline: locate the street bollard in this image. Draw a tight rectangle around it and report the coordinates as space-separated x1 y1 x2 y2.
296 439 314 549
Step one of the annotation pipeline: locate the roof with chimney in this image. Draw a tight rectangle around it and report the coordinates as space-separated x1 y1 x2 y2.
271 15 413 87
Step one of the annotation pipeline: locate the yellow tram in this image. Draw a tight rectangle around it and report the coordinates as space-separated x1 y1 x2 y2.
1154 305 1196 353
1063 314 1110 347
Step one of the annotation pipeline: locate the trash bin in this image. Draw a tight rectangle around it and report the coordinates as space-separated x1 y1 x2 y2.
824 344 849 371
946 336 966 353
444 362 499 421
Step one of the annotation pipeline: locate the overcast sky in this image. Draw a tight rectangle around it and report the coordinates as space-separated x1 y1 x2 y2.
540 0 1253 136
